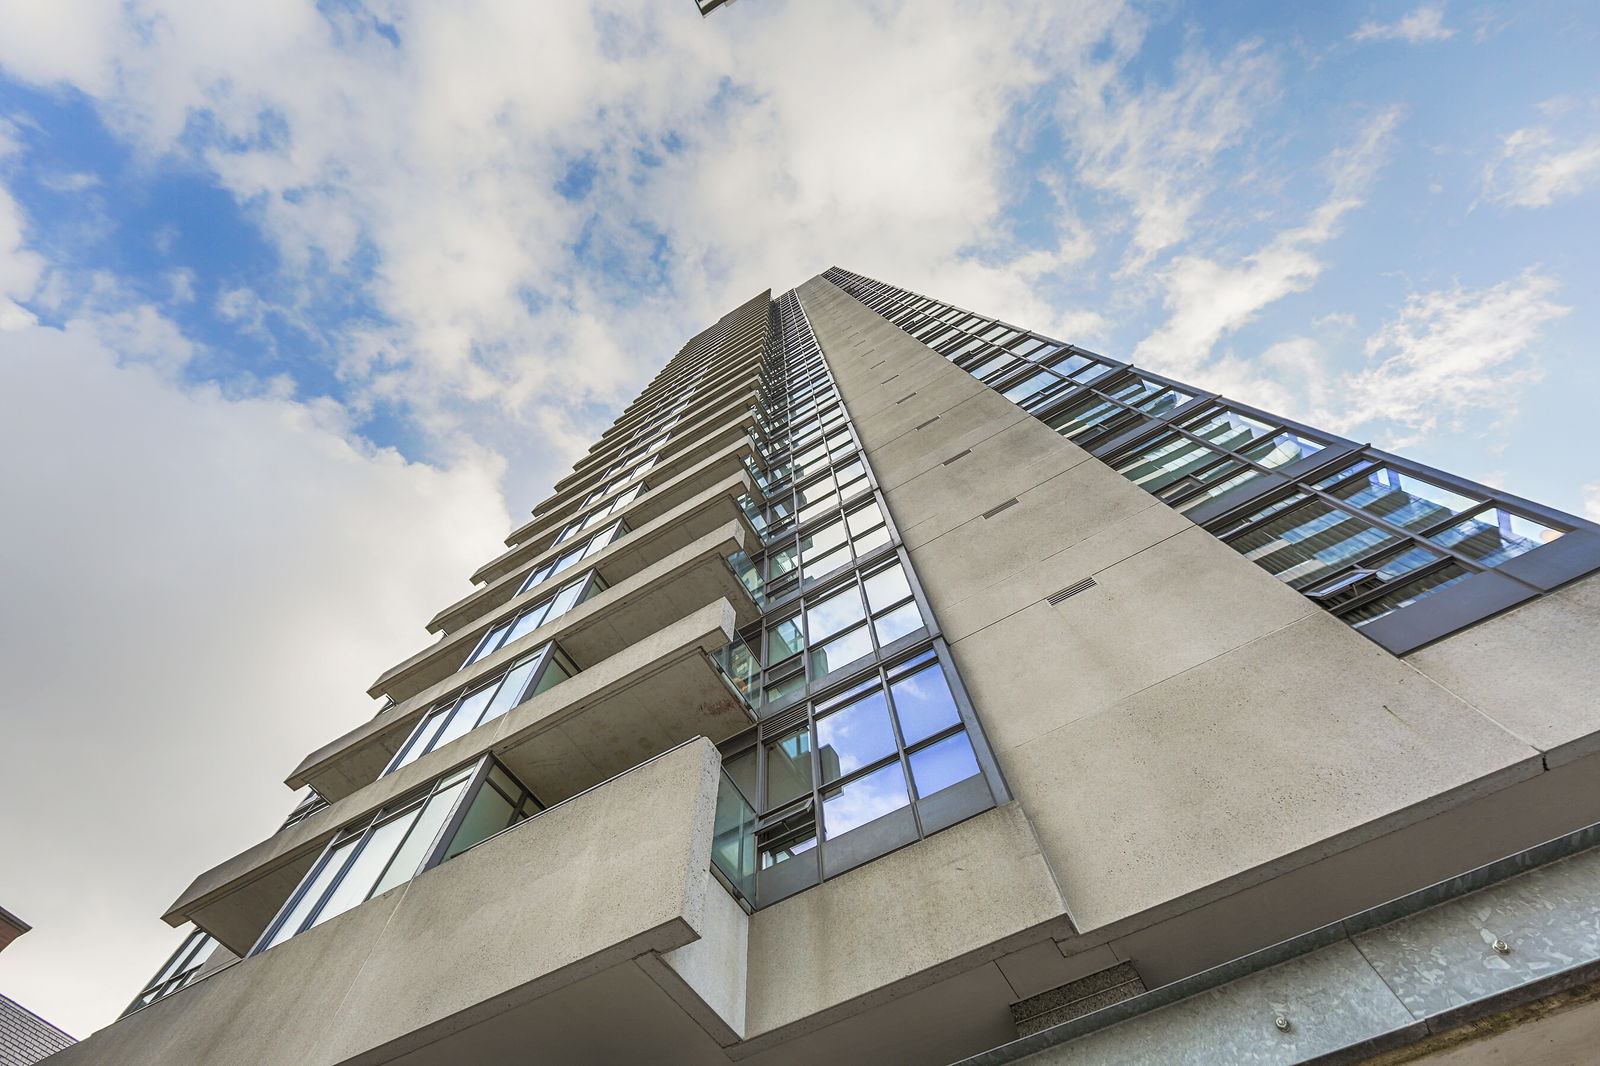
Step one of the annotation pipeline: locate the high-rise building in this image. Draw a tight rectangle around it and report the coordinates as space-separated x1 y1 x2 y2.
46 271 1600 1066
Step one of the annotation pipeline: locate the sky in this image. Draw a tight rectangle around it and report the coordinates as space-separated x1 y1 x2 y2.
0 0 1596 1038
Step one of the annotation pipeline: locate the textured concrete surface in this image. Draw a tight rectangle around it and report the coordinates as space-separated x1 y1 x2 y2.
62 741 724 1066
369 519 754 709
1408 573 1600 766
742 802 1067 1044
170 601 740 949
798 275 1549 941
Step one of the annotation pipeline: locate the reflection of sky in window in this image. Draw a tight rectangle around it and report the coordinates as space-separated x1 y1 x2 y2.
823 762 910 838
891 665 960 744
864 565 911 612
910 733 980 797
806 585 865 640
816 691 895 778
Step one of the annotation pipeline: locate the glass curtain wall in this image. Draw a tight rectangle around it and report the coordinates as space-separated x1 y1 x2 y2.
712 291 1006 911
821 267 1596 649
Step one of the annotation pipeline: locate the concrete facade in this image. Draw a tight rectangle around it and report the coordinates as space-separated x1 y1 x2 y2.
53 274 1600 1066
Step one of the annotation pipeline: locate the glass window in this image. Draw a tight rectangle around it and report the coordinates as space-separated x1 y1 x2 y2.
764 728 813 808
822 762 911 838
1327 466 1482 532
816 691 897 780
256 760 537 953
864 564 913 612
909 733 981 797
806 585 866 642
387 644 572 774
890 661 962 744
810 624 874 676
1226 498 1403 589
125 929 217 1015
1429 508 1564 566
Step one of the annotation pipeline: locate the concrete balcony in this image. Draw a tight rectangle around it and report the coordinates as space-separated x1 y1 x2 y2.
67 740 752 1066
524 399 763 549
437 468 758 637
494 433 759 577
547 388 761 516
366 522 760 711
169 600 750 954
504 427 759 554
589 355 764 458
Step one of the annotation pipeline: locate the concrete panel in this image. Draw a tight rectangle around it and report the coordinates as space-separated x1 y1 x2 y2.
1099 749 1600 990
933 499 1191 643
647 867 752 1044
901 450 1188 606
169 602 741 944
742 803 1068 1041
1407 573 1600 765
887 418 1091 548
317 740 723 1064
950 527 1319 754
997 942 1123 1003
69 741 727 1066
366 520 754 709
863 389 1036 492
1000 612 1540 933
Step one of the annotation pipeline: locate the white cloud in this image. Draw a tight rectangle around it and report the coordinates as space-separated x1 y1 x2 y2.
1132 107 1402 375
1327 269 1569 444
1050 32 1280 265
0 312 508 1035
0 0 1116 503
1352 4 1455 44
1584 480 1600 523
0 125 43 329
1481 125 1600 209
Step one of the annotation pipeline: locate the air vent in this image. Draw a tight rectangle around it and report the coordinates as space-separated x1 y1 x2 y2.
763 702 809 733
915 416 941 431
982 498 1018 519
1047 578 1097 606
942 449 972 466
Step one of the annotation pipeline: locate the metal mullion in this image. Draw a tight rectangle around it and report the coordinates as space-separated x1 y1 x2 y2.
1300 484 1503 578
1325 556 1463 618
420 755 496 873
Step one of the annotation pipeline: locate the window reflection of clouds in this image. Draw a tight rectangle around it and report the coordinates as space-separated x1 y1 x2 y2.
823 763 910 838
816 692 895 780
910 734 981 797
891 665 961 744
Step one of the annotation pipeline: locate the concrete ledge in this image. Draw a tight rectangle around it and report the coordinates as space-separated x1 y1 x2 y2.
736 802 1070 1054
517 402 759 567
364 519 756 711
65 741 728 1066
431 469 757 637
505 431 755 553
168 601 744 952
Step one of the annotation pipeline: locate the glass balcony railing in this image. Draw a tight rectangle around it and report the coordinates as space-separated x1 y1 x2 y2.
710 629 762 709
711 766 757 911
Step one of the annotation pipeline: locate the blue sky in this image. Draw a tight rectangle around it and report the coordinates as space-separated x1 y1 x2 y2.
0 0 1596 1036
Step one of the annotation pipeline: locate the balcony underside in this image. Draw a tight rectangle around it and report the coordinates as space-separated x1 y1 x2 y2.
169 601 749 954
432 470 757 636
366 520 758 711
